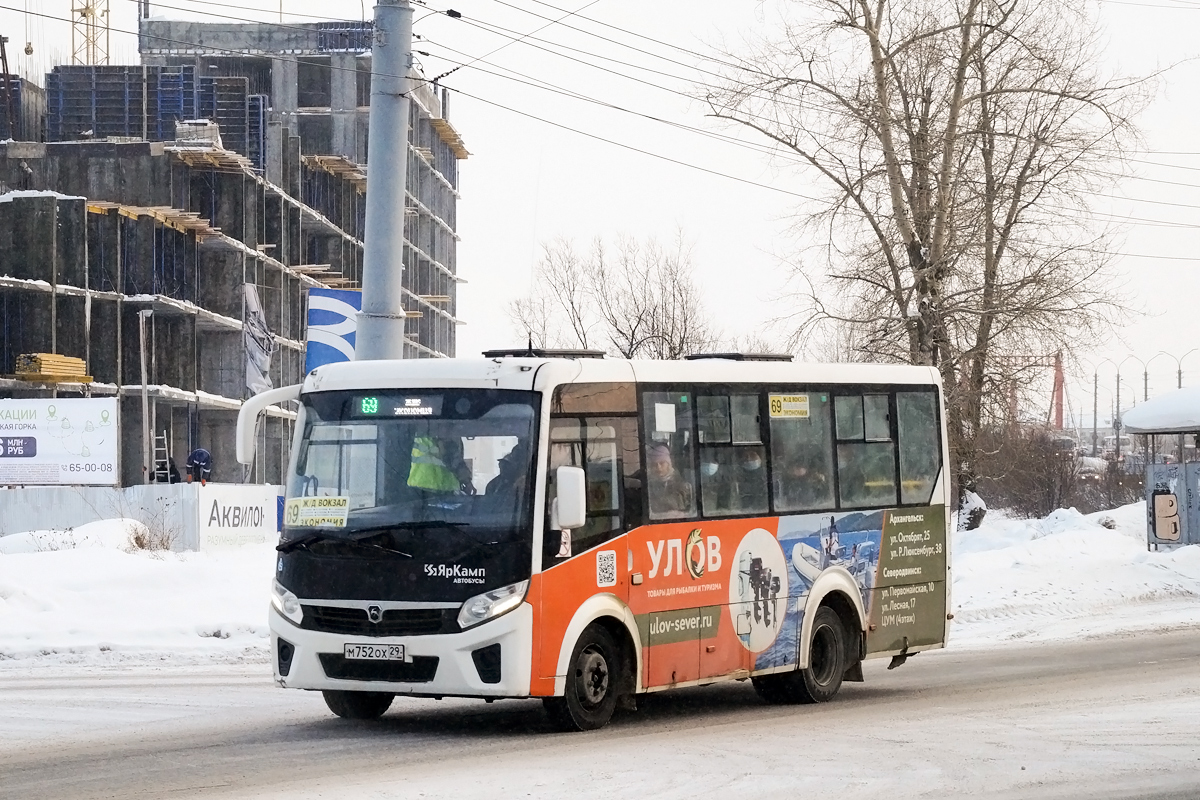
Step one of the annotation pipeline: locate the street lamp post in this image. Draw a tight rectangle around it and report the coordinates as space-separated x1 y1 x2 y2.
1147 351 1173 397
1116 356 1147 464
1088 358 1117 458
1174 348 1198 389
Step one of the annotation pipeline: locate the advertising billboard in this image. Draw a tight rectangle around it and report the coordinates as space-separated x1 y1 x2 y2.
305 287 362 374
0 398 119 486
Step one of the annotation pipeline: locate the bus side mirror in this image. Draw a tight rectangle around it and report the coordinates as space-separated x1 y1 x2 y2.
556 466 587 530
237 384 302 465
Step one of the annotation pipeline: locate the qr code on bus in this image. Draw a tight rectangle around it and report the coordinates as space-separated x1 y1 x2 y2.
596 550 617 588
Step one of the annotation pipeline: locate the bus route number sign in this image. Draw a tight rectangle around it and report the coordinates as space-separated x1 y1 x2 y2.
769 394 810 419
284 496 351 528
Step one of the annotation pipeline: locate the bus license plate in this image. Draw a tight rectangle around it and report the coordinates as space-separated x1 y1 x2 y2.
344 643 405 661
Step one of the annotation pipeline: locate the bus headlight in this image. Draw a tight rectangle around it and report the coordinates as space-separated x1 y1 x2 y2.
457 580 529 630
271 579 304 625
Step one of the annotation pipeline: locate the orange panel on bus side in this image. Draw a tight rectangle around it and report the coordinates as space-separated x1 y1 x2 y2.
531 532 632 695
533 508 935 694
627 519 781 687
534 516 798 693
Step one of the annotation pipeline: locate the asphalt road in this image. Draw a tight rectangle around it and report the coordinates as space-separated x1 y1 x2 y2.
3 629 1200 800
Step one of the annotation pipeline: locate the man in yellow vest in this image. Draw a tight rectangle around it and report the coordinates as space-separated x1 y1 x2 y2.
408 436 465 492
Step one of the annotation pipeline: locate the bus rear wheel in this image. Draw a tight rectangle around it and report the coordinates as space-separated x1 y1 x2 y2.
752 606 846 705
322 690 394 720
544 624 621 731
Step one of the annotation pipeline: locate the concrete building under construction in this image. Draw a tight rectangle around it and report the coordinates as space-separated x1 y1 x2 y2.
0 16 468 487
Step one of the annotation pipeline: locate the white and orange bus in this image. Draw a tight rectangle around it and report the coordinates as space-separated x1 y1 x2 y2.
237 351 951 730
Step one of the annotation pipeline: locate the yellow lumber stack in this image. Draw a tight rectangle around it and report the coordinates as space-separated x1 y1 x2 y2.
12 353 93 384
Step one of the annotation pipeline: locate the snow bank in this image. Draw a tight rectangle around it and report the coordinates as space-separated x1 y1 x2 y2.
951 501 1200 647
0 518 147 555
0 524 276 667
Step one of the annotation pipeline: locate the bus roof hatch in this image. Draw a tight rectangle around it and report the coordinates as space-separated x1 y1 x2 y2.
684 352 795 362
482 348 606 359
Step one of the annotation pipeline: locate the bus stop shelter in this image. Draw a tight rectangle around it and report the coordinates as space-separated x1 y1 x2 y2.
1122 385 1200 550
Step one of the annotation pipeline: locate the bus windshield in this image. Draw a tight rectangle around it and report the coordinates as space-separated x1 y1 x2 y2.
288 389 540 538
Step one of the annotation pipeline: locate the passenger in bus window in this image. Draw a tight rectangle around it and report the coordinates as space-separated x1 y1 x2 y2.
838 442 896 507
486 441 529 497
732 446 769 513
647 443 694 518
699 448 733 515
777 456 832 511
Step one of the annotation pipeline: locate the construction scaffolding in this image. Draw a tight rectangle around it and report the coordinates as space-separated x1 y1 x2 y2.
0 17 468 487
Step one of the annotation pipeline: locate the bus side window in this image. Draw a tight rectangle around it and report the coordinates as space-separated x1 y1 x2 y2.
642 391 698 520
835 394 898 509
769 391 836 512
544 417 640 569
699 392 767 516
896 391 940 504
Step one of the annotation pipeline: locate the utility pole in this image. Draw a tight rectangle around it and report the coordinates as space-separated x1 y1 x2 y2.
1114 375 1122 464
355 0 414 362
1092 371 1098 458
138 309 152 484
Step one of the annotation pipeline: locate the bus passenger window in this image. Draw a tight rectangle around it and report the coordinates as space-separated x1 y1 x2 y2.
864 395 891 441
770 392 835 512
731 395 762 444
837 442 898 508
835 394 898 509
897 391 940 504
700 445 768 516
697 396 730 443
835 395 865 440
642 392 697 520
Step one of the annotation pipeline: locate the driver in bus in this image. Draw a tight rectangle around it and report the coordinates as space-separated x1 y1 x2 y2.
408 436 469 493
486 441 530 498
647 442 693 517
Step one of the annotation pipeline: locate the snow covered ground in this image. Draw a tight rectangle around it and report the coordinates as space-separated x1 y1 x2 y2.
950 502 1200 648
2 502 1199 668
0 519 276 667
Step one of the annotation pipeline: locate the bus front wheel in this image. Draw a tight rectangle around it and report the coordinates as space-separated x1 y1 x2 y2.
322 690 394 720
544 624 621 731
752 606 846 705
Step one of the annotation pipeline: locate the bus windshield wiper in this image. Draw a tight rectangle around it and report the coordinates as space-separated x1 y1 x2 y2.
276 531 412 558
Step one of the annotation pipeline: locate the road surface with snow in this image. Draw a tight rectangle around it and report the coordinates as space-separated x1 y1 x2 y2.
3 629 1199 800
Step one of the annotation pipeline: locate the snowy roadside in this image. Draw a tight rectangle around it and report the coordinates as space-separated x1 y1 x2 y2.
949 502 1200 648
2 503 1200 670
0 519 276 669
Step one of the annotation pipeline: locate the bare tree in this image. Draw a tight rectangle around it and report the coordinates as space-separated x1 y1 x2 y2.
509 234 720 359
510 238 595 350
705 0 1144 512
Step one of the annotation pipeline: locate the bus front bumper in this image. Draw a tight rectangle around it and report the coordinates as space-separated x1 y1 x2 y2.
269 602 534 697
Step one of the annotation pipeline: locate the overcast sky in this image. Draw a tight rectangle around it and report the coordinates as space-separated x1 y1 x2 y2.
2 0 1198 427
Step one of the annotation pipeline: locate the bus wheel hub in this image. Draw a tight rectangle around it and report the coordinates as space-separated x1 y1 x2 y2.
579 648 609 705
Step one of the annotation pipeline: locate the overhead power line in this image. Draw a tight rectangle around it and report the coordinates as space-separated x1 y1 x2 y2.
6 2 1200 253
428 0 602 83
421 43 1200 231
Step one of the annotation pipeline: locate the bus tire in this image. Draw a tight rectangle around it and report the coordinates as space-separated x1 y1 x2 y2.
322 690 394 720
752 606 846 705
543 624 621 731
